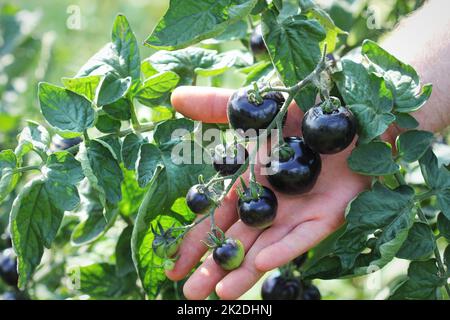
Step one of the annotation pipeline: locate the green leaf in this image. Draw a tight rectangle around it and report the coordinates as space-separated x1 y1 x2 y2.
135 71 179 106
78 140 124 205
111 14 141 83
44 152 84 185
97 135 122 162
396 130 434 163
362 40 432 113
121 133 148 171
389 259 445 299
95 114 121 134
71 180 119 246
0 150 19 203
103 98 132 121
240 61 273 85
119 167 146 218
208 19 248 43
97 74 132 106
395 113 419 129
335 183 415 270
146 47 245 86
444 245 450 270
262 10 326 110
74 263 137 299
115 225 135 277
10 178 65 288
334 59 395 143
145 0 258 50
38 82 95 133
396 222 436 260
299 0 345 53
15 121 50 158
347 141 399 175
132 119 215 298
62 75 102 102
419 148 450 219
437 212 450 241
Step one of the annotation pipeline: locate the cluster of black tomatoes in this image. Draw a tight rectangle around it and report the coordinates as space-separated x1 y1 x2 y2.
261 252 321 300
182 82 356 272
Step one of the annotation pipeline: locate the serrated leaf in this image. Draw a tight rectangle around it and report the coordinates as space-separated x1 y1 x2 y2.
121 133 147 171
10 178 65 288
62 75 102 102
437 212 450 241
115 226 135 277
336 183 415 270
95 114 121 134
262 10 326 111
347 141 399 175
73 263 137 299
135 71 179 106
71 180 118 246
396 130 434 163
145 0 258 50
119 167 146 219
146 47 245 86
38 82 95 134
419 148 450 219
44 151 84 185
362 40 432 113
78 140 123 204
111 14 141 83
103 98 132 121
97 74 131 106
0 150 19 203
15 121 50 158
389 259 445 300
395 113 419 129
396 222 436 260
333 60 395 143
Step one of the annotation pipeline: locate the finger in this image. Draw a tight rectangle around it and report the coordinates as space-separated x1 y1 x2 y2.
215 224 290 300
183 221 262 300
255 218 343 271
171 86 232 123
166 192 238 281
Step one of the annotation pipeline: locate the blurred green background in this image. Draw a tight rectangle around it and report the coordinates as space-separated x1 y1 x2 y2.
2 0 444 300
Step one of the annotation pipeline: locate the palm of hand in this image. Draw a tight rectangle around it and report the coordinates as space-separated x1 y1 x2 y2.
166 87 369 299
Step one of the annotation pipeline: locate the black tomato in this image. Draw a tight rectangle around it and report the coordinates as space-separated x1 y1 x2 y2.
0 249 18 287
302 103 357 154
213 144 248 176
213 238 245 271
250 25 267 57
238 186 277 229
186 184 212 214
227 86 285 136
266 137 321 195
301 284 321 300
261 274 303 300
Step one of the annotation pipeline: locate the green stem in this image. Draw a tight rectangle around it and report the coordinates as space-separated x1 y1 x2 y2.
394 172 407 185
417 208 450 297
130 100 141 130
83 131 90 144
12 165 41 174
414 190 435 202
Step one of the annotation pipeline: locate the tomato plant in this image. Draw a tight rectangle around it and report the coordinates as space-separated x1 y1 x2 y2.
1 0 449 301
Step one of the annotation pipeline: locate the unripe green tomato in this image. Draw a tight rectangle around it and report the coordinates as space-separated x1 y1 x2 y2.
152 237 181 258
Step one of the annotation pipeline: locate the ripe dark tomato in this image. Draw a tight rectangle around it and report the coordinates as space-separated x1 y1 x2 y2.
302 103 356 154
301 284 321 300
152 236 181 259
292 252 308 268
213 144 248 176
238 186 277 229
186 184 212 214
51 135 82 152
261 274 303 300
213 238 245 271
227 86 285 136
250 25 267 57
266 137 321 195
0 249 18 287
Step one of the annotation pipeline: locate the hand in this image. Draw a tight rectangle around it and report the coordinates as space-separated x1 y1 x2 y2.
166 86 371 300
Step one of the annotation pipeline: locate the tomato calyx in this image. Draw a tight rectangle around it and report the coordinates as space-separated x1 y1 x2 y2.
151 222 182 269
236 177 265 202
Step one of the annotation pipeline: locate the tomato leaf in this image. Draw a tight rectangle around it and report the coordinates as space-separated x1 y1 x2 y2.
0 150 19 203
396 130 434 163
396 222 436 260
348 141 399 175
